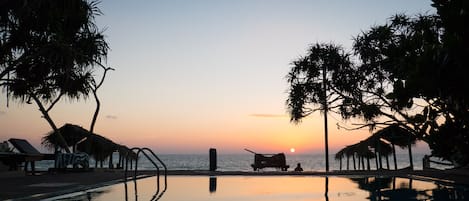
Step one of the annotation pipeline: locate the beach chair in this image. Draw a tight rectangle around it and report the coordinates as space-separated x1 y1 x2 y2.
7 138 54 174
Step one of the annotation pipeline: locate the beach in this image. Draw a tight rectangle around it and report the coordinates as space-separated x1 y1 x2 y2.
2 168 469 200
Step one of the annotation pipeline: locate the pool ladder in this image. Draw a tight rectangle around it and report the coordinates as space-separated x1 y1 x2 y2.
124 147 167 200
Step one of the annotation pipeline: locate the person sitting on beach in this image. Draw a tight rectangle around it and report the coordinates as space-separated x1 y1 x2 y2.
294 163 303 172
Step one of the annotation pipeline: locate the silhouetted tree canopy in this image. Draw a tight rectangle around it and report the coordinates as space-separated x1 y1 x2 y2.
0 0 107 103
287 0 469 166
286 43 352 123
0 0 109 152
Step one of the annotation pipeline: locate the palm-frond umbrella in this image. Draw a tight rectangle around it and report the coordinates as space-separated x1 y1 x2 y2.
353 140 376 170
375 124 417 170
360 134 392 170
335 147 347 170
77 133 119 168
116 145 137 169
42 123 91 152
344 144 358 170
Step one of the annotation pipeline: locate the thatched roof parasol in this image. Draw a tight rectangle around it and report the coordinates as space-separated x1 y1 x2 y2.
42 124 91 150
77 133 119 161
375 124 417 148
335 147 347 160
117 145 137 160
336 141 377 160
366 138 393 156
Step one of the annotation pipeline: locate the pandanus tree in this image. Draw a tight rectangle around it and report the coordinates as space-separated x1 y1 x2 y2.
286 43 352 172
0 0 109 152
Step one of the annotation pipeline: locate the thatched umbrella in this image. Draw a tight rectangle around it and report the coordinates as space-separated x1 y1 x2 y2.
337 144 357 170
352 141 376 170
336 145 363 171
116 145 137 169
367 137 393 170
335 148 346 170
42 124 91 152
77 133 119 168
375 124 417 170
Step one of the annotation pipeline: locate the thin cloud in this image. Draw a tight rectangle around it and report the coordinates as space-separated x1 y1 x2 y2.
105 115 118 119
249 114 287 118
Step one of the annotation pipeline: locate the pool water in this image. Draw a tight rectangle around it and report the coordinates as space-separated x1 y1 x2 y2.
47 175 469 201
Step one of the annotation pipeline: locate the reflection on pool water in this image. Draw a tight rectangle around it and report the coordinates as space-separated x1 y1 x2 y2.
50 175 469 201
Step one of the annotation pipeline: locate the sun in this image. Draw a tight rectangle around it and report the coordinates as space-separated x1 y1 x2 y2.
290 148 295 153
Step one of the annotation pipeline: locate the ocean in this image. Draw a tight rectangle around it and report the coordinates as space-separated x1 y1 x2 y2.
34 153 450 172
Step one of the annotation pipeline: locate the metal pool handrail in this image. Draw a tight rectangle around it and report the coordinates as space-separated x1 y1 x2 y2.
124 147 167 200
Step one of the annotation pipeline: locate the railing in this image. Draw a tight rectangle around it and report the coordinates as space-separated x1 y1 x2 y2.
124 147 167 200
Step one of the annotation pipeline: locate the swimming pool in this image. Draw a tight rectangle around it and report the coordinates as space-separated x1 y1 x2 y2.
46 175 469 200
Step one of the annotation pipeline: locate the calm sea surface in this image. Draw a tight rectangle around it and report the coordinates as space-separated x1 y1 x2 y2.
36 153 450 171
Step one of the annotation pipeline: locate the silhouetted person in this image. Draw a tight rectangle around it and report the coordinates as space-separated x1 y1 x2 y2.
294 163 303 171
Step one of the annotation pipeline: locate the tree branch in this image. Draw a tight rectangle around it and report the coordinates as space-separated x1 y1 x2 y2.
46 92 64 112
89 62 114 133
31 93 71 153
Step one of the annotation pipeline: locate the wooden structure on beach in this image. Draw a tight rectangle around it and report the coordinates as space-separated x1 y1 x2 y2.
245 149 289 171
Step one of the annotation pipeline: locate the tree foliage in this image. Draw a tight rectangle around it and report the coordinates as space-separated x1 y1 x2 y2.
0 0 109 152
287 0 469 166
286 43 352 123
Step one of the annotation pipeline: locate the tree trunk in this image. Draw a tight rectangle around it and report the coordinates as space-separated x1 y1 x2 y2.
90 90 100 133
322 64 329 172
89 66 113 133
32 95 70 153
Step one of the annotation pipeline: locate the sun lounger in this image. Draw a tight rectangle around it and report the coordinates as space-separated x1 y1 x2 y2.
7 138 54 174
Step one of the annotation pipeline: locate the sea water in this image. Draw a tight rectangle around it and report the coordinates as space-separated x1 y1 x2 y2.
34 153 450 171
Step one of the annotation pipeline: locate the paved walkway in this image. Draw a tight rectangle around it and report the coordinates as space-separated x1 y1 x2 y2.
1 170 133 200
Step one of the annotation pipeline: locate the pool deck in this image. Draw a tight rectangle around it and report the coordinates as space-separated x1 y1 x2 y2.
1 168 469 200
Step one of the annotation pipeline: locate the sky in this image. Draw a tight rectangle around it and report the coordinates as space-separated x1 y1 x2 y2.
0 0 435 154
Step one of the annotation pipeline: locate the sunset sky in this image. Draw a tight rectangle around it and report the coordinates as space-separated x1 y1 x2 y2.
0 0 435 154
